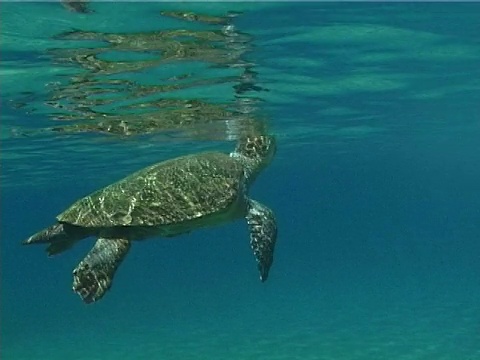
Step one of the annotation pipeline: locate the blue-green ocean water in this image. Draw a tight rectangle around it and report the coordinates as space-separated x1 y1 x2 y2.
1 2 480 359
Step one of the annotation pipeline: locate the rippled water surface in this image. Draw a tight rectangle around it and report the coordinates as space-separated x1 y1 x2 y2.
1 2 480 359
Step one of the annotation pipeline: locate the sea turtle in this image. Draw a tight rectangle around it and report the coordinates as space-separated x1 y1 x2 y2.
61 0 91 14
23 135 277 304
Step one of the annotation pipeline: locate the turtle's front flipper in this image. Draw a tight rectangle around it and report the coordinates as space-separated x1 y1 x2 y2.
72 238 131 304
245 199 277 282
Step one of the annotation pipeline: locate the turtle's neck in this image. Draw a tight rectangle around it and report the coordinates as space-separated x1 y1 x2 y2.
229 134 276 183
229 152 263 184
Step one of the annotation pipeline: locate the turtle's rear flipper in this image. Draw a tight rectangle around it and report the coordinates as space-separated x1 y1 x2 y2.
72 238 131 304
246 199 277 282
46 239 81 257
23 224 70 245
22 223 89 248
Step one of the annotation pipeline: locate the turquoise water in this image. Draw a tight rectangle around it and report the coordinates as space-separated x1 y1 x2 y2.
2 2 480 359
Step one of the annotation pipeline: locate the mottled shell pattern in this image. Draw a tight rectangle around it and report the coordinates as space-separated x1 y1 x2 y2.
57 152 244 227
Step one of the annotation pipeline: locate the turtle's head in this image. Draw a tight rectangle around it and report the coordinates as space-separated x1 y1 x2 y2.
72 260 112 304
230 135 276 180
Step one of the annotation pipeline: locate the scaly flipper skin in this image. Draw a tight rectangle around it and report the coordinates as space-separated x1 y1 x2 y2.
72 238 131 304
23 224 70 245
46 239 82 257
246 199 277 282
22 223 90 256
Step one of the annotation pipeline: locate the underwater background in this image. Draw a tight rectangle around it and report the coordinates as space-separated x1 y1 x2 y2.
1 1 480 359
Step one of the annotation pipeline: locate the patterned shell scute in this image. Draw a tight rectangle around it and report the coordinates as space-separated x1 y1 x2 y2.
57 152 244 227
